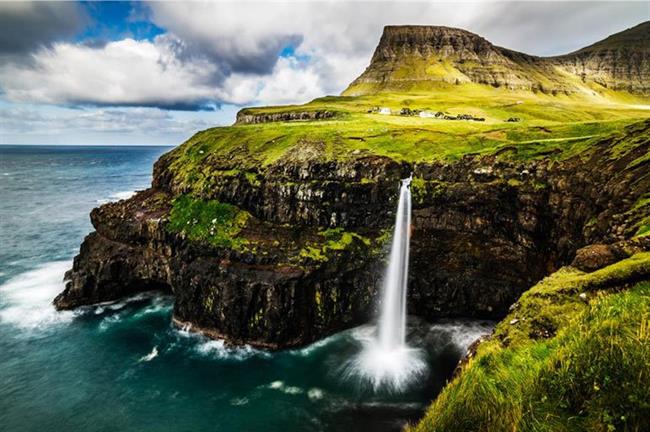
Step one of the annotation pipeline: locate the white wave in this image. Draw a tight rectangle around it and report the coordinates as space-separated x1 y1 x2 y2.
111 190 136 200
98 313 125 332
289 331 341 357
307 388 324 401
173 328 270 361
93 291 167 313
230 397 249 406
428 320 494 351
264 381 304 395
132 295 173 317
194 339 264 361
0 261 75 330
96 190 136 204
95 293 169 331
139 346 159 362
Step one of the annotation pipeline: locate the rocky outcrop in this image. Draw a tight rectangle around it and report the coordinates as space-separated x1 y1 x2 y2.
571 237 650 272
344 23 650 96
235 110 337 124
54 120 650 349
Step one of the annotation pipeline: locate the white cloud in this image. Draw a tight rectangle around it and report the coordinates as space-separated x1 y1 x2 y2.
0 104 232 145
150 0 650 99
219 57 324 105
0 36 222 109
0 1 646 113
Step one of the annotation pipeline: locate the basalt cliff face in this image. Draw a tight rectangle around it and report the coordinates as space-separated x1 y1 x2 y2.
54 119 650 348
345 22 650 95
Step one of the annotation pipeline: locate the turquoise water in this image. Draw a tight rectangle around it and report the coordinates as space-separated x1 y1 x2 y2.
0 145 493 431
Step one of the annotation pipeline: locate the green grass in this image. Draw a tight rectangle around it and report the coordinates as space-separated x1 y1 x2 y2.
167 194 250 249
297 227 371 264
410 253 650 432
163 83 649 192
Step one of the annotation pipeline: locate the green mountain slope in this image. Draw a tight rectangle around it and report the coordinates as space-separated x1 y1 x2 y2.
410 251 650 432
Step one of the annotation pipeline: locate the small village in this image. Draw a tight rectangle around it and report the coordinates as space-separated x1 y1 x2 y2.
368 106 522 122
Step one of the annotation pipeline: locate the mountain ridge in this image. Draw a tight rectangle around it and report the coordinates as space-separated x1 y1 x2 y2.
344 22 650 96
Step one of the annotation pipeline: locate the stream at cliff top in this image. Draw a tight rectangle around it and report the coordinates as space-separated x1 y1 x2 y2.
0 145 494 432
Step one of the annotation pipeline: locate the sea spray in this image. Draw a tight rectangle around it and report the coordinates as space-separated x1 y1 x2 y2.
0 261 75 330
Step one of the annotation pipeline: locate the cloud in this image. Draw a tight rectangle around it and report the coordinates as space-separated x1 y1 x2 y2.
218 56 325 105
147 1 649 97
0 1 646 112
0 104 218 145
0 2 86 54
0 36 224 110
0 105 207 134
0 35 331 109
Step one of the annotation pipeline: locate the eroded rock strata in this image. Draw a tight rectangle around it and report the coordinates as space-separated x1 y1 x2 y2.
54 120 650 349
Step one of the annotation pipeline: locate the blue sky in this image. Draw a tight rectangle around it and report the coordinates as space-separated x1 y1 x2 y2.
0 1 647 145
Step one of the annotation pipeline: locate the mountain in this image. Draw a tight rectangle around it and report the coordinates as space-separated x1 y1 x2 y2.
551 21 650 94
344 22 650 96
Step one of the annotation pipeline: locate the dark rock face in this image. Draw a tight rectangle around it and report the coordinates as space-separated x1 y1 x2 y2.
55 122 650 349
572 237 650 272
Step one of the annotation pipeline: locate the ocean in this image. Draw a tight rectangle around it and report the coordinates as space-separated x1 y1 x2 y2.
0 145 492 432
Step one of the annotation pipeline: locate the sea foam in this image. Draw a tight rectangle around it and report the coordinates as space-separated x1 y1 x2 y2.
0 261 75 330
96 190 136 204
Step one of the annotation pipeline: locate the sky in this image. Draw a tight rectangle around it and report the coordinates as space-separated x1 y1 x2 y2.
0 1 647 145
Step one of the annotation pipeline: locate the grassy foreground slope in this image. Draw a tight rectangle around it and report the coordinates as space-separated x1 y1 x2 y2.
410 253 650 432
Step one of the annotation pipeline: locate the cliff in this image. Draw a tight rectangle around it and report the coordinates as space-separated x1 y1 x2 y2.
54 119 650 348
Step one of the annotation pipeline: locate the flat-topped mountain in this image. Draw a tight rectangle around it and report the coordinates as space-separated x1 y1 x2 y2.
345 22 650 96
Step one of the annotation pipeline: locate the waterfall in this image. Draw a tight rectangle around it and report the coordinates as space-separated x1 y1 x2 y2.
341 176 427 393
378 176 412 350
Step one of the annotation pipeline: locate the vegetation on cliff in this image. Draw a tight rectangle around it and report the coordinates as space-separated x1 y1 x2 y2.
167 194 250 249
410 253 650 432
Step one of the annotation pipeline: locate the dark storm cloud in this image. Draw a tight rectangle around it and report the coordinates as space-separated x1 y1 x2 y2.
65 99 222 112
0 2 87 54
166 32 304 79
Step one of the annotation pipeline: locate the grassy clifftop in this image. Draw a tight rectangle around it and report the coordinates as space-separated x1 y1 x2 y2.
410 253 650 432
166 86 649 184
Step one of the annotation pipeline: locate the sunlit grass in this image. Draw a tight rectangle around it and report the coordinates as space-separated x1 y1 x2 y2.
409 253 650 432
